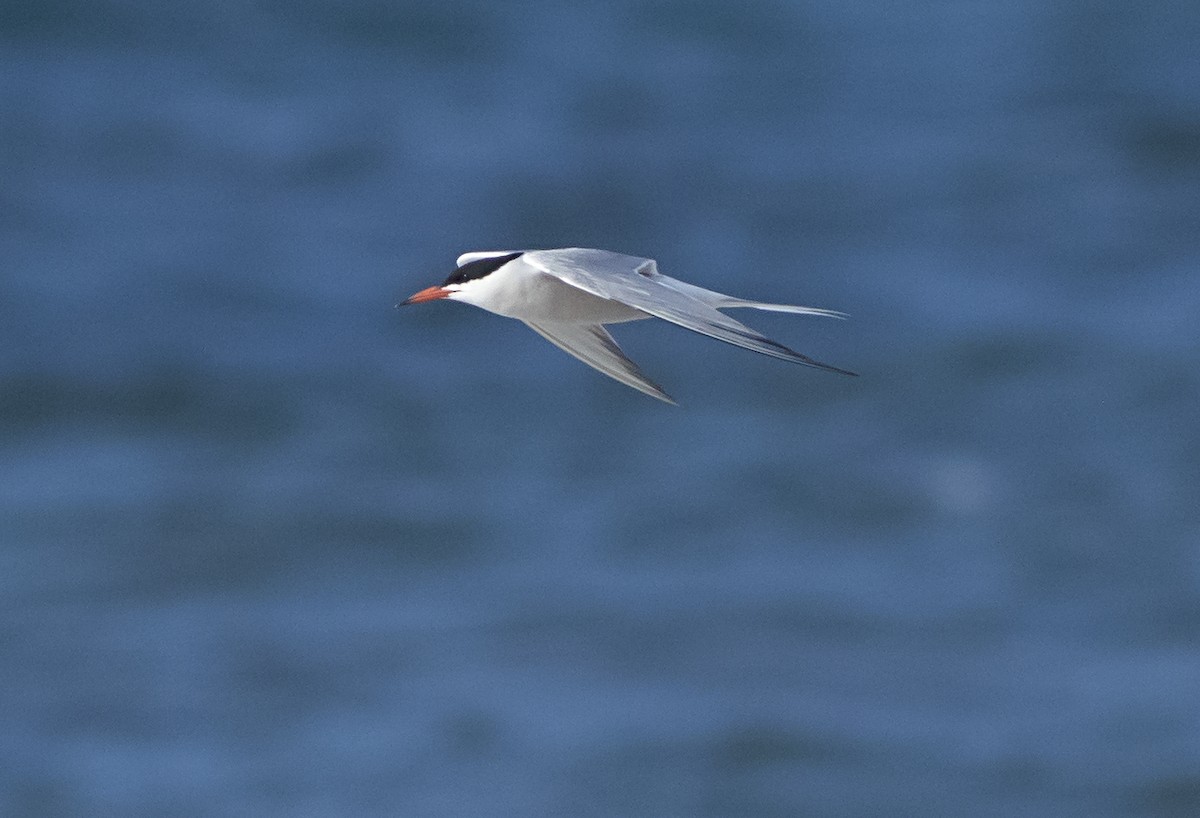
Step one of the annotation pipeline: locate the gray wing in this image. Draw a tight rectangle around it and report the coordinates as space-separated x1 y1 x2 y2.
523 248 857 377
524 321 676 405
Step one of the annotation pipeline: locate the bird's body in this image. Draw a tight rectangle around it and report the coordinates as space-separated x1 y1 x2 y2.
401 248 855 404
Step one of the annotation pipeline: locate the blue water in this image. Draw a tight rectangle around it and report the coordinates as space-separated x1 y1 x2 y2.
4 1 1200 815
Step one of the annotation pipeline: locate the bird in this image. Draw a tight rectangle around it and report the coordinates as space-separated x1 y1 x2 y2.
400 247 855 404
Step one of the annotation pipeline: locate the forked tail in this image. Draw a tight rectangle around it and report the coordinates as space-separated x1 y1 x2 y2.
720 299 847 319
652 275 848 319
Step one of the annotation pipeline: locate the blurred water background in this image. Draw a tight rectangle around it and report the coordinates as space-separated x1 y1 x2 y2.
3 1 1200 815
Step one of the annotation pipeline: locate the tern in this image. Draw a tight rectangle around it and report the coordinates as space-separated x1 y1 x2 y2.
400 248 855 404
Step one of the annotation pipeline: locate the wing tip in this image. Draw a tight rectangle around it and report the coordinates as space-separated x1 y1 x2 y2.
626 373 678 405
821 363 859 377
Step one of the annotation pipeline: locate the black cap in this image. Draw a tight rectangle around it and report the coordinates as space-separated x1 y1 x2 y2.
442 252 524 287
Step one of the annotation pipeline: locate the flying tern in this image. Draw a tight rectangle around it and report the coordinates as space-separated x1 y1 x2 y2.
400 248 855 404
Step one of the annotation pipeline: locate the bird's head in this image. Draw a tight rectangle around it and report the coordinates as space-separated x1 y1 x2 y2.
398 251 524 306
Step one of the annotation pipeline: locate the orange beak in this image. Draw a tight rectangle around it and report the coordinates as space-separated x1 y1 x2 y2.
399 286 451 306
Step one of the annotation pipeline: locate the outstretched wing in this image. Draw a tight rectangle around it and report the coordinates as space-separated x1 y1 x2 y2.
523 249 857 377
524 321 676 405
